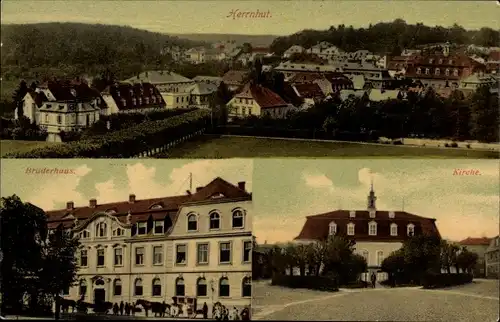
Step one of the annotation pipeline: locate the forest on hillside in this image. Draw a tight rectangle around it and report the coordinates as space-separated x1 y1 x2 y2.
270 19 500 55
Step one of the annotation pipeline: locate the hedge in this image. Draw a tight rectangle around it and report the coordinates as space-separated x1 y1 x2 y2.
422 273 473 289
4 109 210 158
271 274 339 291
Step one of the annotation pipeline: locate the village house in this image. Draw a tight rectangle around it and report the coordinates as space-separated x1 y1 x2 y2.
485 51 500 74
16 80 102 142
100 82 166 115
192 76 223 86
293 185 441 282
227 82 295 119
331 62 394 89
459 73 499 94
306 42 333 55
184 47 207 64
53 178 252 309
459 237 492 278
288 72 354 96
186 82 219 109
283 45 306 58
221 70 250 92
275 61 342 79
485 236 499 279
292 83 326 109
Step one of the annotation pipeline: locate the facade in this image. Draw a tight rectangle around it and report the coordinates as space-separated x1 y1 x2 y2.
186 83 219 109
100 82 166 115
485 236 499 279
283 45 306 58
17 80 103 142
47 178 252 309
458 237 492 278
294 185 441 282
221 70 250 92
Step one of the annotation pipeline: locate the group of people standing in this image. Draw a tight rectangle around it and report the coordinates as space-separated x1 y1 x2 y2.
111 301 135 316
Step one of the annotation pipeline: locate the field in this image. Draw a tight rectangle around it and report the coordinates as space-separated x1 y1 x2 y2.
0 140 57 157
158 135 500 159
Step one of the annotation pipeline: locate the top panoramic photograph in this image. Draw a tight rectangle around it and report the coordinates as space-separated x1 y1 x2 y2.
0 0 499 158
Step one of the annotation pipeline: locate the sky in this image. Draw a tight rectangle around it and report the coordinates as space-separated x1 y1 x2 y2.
1 1 499 35
253 159 499 244
0 159 253 211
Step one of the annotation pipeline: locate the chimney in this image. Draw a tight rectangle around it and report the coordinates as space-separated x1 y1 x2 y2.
66 201 74 210
196 187 203 192
89 199 97 208
186 190 192 196
129 194 136 203
238 181 246 191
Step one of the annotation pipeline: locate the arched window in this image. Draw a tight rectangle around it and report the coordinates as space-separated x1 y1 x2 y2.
113 279 122 296
175 277 185 296
152 278 161 296
134 278 143 296
232 210 244 228
96 222 107 237
209 212 220 230
435 68 440 75
416 68 421 75
219 277 230 297
368 221 377 236
80 230 90 239
445 68 450 76
453 69 459 76
328 221 337 235
242 277 251 297
95 279 105 286
79 280 87 297
112 228 124 237
390 223 398 236
407 224 415 236
197 278 207 297
187 214 198 231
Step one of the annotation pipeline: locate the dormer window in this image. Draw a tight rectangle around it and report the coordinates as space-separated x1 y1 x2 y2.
152 96 156 103
453 69 459 76
112 228 124 237
435 68 440 75
369 210 376 218
425 68 430 75
416 68 421 75
137 222 147 235
106 210 116 215
121 98 126 107
80 230 90 239
211 193 225 199
349 211 356 218
138 97 142 105
145 97 150 104
445 69 450 76
154 220 164 234
368 221 377 236
438 59 443 64
390 223 398 236
96 222 107 237
449 59 454 65
389 211 395 219
407 223 415 236
132 98 137 105
429 59 434 64
151 204 163 209
150 88 154 94
347 222 355 235
328 221 337 235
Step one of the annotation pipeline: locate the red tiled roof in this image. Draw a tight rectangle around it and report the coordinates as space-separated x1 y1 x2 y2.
293 83 325 99
295 210 440 242
288 73 324 84
488 51 500 62
103 82 166 111
323 73 354 86
459 237 492 246
235 83 288 109
45 177 251 229
222 70 250 86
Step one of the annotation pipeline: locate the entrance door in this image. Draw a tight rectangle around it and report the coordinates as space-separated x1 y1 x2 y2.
94 289 105 305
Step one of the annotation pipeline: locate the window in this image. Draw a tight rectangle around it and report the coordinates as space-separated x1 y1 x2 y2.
175 278 185 296
449 59 454 65
388 211 395 219
243 241 252 263
219 242 231 263
113 279 122 296
96 222 107 237
197 278 207 297
176 97 179 103
453 69 459 76
153 246 163 265
425 68 430 75
369 210 376 218
435 68 440 75
154 221 164 234
137 222 147 235
219 277 230 297
349 211 356 218
57 115 62 124
152 278 162 296
45 114 49 123
114 248 123 266
390 223 398 236
445 69 450 76
176 244 187 264
377 251 384 266
80 249 88 266
328 221 337 235
438 59 443 64
97 248 105 267
429 59 434 64
416 68 421 75
361 250 369 263
407 224 415 236
187 214 198 231
248 107 252 115
232 210 244 228
134 279 143 296
112 228 123 237
347 223 355 236
197 243 209 264
209 212 220 230
79 280 87 297
368 222 377 236
242 277 251 297
135 247 144 265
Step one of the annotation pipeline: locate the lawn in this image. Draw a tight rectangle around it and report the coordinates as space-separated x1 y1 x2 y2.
158 135 499 158
0 140 58 157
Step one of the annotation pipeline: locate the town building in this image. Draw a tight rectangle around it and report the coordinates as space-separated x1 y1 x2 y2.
306 42 334 55
292 83 326 109
283 45 306 58
458 237 492 278
293 185 441 282
227 82 294 119
17 80 103 142
275 62 341 79
485 51 500 74
459 73 499 94
330 62 394 89
50 178 253 309
288 72 354 96
221 70 250 92
192 76 223 86
485 236 499 279
186 83 219 109
100 82 166 115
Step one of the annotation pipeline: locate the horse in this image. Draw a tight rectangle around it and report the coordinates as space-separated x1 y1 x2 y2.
135 299 170 318
60 299 76 313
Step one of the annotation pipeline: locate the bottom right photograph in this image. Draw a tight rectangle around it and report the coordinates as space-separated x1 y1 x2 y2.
251 159 499 322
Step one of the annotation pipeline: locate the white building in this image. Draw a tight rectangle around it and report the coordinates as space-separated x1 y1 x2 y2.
283 45 305 58
100 82 166 115
48 178 253 310
16 81 102 142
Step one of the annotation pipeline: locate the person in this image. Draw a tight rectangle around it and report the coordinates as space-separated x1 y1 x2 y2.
119 301 124 316
371 272 377 288
161 301 166 317
113 303 119 315
203 302 208 319
125 303 130 316
131 302 136 316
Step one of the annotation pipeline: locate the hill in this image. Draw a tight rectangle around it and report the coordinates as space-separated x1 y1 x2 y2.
168 33 278 47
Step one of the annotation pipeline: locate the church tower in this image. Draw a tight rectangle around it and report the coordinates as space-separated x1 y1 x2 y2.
367 179 377 210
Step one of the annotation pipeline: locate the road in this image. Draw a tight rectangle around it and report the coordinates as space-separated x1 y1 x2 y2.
252 279 499 321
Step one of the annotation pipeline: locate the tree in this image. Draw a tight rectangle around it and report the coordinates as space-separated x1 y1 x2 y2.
401 234 441 281
456 248 479 274
241 42 252 54
440 240 460 274
381 249 407 285
13 80 28 120
469 86 499 143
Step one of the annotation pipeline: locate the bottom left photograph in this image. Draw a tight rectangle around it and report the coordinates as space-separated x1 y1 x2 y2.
0 159 253 320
